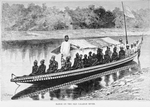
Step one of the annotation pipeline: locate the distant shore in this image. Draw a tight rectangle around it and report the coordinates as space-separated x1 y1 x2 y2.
2 28 150 41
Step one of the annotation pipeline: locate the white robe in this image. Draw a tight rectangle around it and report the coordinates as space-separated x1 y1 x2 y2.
60 41 71 59
125 49 131 57
131 48 134 55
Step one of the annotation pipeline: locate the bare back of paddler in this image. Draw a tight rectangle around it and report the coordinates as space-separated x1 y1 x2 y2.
64 56 72 71
36 59 46 75
119 47 125 59
30 60 38 76
47 56 58 73
112 47 119 61
72 53 80 69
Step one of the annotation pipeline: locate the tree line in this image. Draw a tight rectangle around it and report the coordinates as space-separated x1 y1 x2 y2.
2 3 150 31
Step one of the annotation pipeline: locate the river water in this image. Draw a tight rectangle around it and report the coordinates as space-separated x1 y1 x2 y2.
1 35 150 100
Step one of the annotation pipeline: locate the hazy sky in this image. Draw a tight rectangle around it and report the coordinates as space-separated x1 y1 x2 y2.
4 0 150 11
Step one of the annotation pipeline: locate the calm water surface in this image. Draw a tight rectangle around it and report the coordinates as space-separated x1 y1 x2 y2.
1 35 150 100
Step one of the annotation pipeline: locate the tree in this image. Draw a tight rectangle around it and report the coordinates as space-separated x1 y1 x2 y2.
2 3 149 31
93 7 107 27
112 7 124 28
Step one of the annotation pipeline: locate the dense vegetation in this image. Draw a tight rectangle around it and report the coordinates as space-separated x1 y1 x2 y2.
2 3 150 31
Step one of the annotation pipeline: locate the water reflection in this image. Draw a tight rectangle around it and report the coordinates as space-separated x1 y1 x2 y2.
12 77 103 100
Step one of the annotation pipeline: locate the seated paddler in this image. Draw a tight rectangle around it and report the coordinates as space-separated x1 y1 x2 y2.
83 54 89 67
78 54 84 68
104 51 111 63
96 48 103 64
47 55 58 73
72 53 80 69
105 46 112 59
63 56 72 71
111 47 119 61
36 59 46 75
92 53 98 66
119 47 125 59
30 60 38 76
88 51 93 65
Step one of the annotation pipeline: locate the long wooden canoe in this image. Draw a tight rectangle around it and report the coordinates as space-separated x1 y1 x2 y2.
11 52 138 84
10 37 142 85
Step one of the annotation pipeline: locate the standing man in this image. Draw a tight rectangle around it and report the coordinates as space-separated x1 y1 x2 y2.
60 35 71 60
125 44 131 57
119 39 125 47
130 44 134 55
117 38 125 53
60 35 79 67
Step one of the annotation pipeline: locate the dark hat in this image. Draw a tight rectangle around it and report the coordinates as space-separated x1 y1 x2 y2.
34 60 38 63
114 46 117 50
107 46 110 49
64 35 69 38
66 56 71 60
97 48 102 51
84 54 87 57
51 55 55 59
76 53 79 57
89 51 92 54
40 59 45 63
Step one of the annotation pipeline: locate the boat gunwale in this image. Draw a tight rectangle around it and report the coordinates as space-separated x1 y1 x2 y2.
12 52 138 82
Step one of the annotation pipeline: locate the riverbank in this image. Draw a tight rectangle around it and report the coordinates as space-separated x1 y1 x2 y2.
77 67 150 100
2 28 150 41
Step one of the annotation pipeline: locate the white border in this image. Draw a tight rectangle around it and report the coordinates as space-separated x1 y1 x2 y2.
1 0 150 107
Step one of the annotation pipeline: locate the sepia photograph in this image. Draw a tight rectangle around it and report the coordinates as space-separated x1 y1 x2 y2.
1 0 150 103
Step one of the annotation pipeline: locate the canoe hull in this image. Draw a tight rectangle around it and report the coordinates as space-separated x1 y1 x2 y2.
28 60 134 85
11 60 138 100
11 52 137 84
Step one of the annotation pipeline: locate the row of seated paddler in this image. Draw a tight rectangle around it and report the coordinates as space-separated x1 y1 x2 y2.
29 42 139 76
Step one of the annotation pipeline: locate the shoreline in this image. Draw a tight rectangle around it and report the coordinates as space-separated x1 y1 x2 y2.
77 67 150 100
2 28 150 42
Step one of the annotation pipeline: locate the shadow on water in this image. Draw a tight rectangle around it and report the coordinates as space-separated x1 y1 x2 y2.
11 77 103 100
11 61 140 100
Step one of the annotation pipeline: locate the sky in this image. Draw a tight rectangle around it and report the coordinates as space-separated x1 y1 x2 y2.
3 0 150 11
